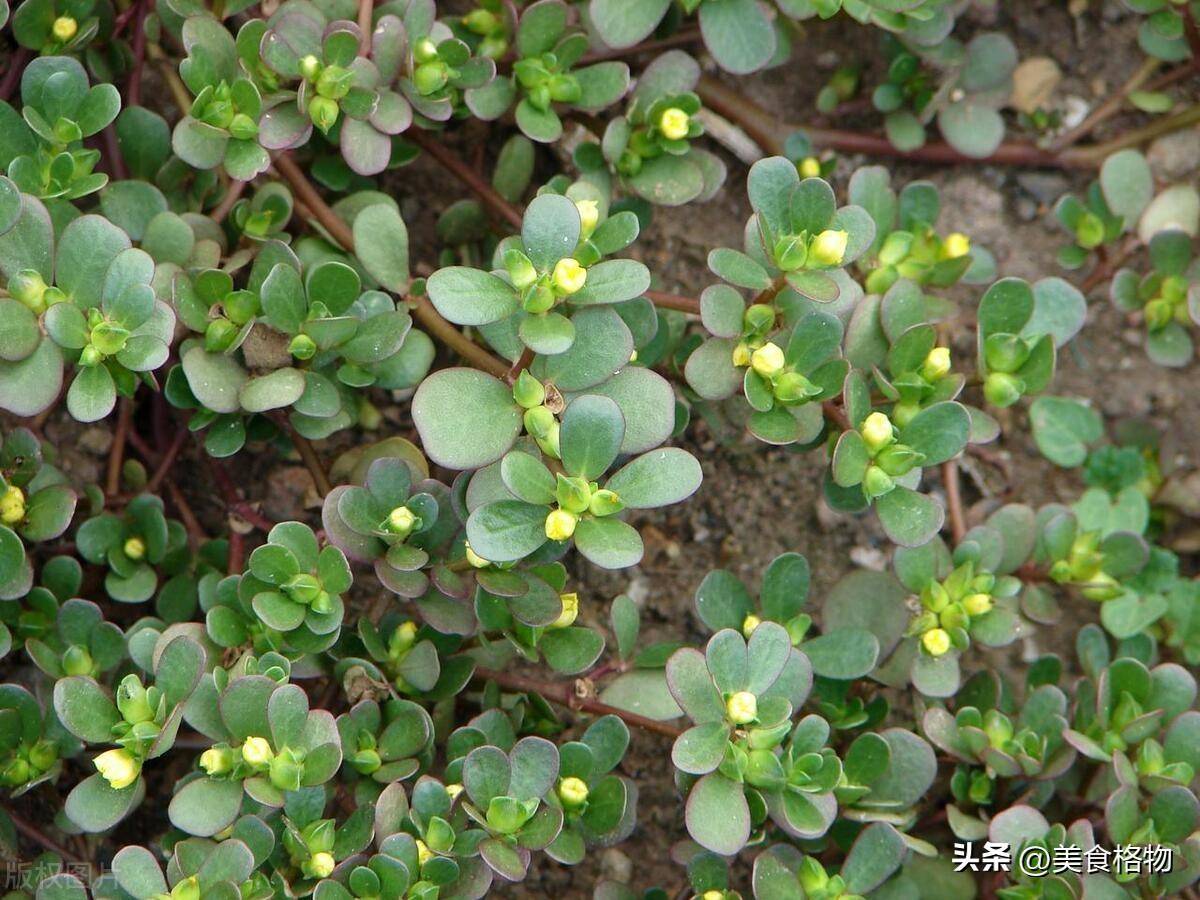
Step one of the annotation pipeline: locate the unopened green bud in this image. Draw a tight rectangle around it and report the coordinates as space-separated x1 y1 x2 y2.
413 37 439 64
512 370 546 409
983 372 1024 408
308 96 339 133
548 74 581 103
1081 571 1122 601
743 303 775 333
224 290 259 325
0 485 25 525
27 740 57 771
463 8 498 33
1076 211 1105 249
62 644 93 676
938 604 968 631
1 758 30 786
269 747 304 791
524 405 556 439
79 344 103 367
555 474 592 515
229 113 258 141
983 333 1031 373
289 334 317 360
299 55 322 81
891 400 920 428
316 65 353 99
878 231 913 267
9 269 49 313
116 675 155 725
865 265 898 295
91 321 129 356
414 60 450 95
774 234 808 271
170 877 200 900
123 536 147 561
1144 298 1173 331
284 573 323 604
773 371 819 405
923 581 950 613
205 317 238 352
523 283 556 314
505 249 538 291
798 857 830 894
862 464 894 499
983 710 1013 748
351 747 381 774
874 443 924 477
588 488 623 517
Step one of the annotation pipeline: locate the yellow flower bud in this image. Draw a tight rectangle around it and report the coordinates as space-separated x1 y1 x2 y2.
941 232 971 260
307 851 335 879
750 342 785 378
0 485 26 525
446 782 464 799
810 229 849 267
416 839 433 865
731 342 752 367
545 509 578 542
726 691 757 725
798 157 821 178
963 593 993 616
922 628 952 657
742 613 761 637
241 736 274 767
464 542 490 568
551 258 587 295
920 347 951 382
199 746 234 776
94 748 141 790
386 506 416 537
123 536 147 561
658 107 690 141
51 15 78 42
702 892 725 900
575 199 599 239
558 775 590 808
551 592 579 628
860 412 895 452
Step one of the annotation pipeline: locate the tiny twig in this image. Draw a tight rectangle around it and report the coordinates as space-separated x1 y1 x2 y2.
273 415 333 497
106 399 134 498
475 666 682 738
1050 57 1161 152
357 0 374 55
407 294 510 378
1080 236 1139 294
821 401 851 431
146 425 189 494
272 152 356 249
408 129 525 229
126 0 150 108
578 28 702 65
505 347 536 385
644 290 702 315
0 48 32 103
8 809 85 864
942 460 966 545
209 179 248 223
145 42 192 115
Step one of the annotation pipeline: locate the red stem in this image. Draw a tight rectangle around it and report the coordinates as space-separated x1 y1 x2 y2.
0 48 31 103
125 0 151 109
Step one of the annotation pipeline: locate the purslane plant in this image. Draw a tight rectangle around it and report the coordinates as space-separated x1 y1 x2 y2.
0 3 1198 899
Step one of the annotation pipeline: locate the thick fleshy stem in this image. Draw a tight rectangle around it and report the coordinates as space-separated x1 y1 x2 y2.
408 129 525 230
106 398 135 498
942 460 966 545
475 666 683 738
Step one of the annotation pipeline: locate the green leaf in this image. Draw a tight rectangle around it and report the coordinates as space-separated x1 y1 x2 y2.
411 368 521 469
605 448 702 509
53 676 120 742
426 267 520 326
168 776 245 837
353 203 409 292
841 823 908 895
181 346 248 415
898 401 969 465
599 669 683 720
800 629 879 680
0 298 40 362
591 0 670 49
570 259 650 306
522 193 580 271
1029 396 1102 467
560 395 625 480
672 721 731 775
541 626 605 674
239 368 306 413
66 364 116 423
876 486 944 548
686 772 750 854
937 102 1004 158
573 516 643 569
466 500 547 562
698 0 775 75
1100 149 1153 226
65 773 144 833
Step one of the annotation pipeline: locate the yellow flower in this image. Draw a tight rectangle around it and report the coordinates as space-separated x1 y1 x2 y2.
741 614 761 637
299 55 322 80
575 199 599 238
726 691 758 725
0 485 25 525
445 782 464 799
552 592 579 628
659 107 690 141
860 412 895 452
199 746 234 776
920 347 951 382
386 505 416 537
551 258 587 295
731 342 751 367
123 536 147 561
94 748 141 790
306 851 335 879
963 593 993 616
558 776 590 808
702 892 725 900
750 342 785 378
922 628 952 657
798 157 821 178
416 839 433 865
241 736 274 767
809 229 849 267
941 232 971 260
51 15 78 41
545 509 578 542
